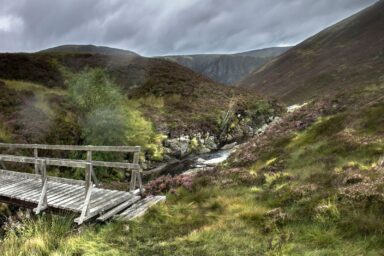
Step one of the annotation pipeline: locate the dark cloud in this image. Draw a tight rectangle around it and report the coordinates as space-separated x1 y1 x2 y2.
0 0 377 56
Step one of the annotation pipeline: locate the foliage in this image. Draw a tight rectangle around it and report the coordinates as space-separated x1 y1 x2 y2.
67 68 164 159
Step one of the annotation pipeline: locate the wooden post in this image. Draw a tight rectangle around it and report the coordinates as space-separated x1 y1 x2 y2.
34 159 48 214
34 148 39 174
78 183 93 225
78 162 94 225
137 169 144 196
130 151 140 192
87 150 98 186
85 162 93 194
130 170 136 192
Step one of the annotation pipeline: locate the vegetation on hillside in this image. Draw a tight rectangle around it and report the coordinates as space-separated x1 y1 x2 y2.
0 83 382 255
239 0 384 103
0 52 277 137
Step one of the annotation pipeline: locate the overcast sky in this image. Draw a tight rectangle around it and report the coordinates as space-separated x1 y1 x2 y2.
0 0 377 56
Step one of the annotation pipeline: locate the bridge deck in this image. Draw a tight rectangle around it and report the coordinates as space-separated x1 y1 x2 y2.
0 170 135 221
0 143 165 224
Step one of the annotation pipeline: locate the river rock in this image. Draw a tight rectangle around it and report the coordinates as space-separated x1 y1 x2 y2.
166 136 191 157
204 136 218 150
221 142 237 150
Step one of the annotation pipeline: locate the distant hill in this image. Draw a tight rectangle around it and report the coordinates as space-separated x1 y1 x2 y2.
40 44 139 56
238 0 384 104
162 47 290 85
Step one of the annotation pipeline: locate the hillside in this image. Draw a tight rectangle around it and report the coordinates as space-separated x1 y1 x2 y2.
238 0 384 104
163 47 289 85
1 79 382 255
40 44 139 56
0 52 278 149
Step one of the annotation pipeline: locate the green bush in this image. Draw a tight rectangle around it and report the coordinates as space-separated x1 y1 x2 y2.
68 68 164 160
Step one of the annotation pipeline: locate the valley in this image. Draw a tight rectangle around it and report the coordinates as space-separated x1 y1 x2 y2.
0 0 383 255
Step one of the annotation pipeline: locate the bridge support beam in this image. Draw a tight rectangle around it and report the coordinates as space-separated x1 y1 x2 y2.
76 162 94 225
34 160 48 214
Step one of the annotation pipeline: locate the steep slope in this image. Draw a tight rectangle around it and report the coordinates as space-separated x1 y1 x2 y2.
163 47 289 85
40 44 139 56
239 0 384 104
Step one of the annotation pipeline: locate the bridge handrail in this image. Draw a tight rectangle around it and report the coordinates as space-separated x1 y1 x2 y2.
0 143 144 224
0 143 140 152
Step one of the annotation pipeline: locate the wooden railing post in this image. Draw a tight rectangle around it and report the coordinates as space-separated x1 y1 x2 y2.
34 148 39 174
85 162 93 194
130 151 143 195
34 159 48 214
78 162 93 224
87 150 98 186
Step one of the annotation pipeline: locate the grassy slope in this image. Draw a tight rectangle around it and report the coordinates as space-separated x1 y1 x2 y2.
238 0 384 104
1 83 382 255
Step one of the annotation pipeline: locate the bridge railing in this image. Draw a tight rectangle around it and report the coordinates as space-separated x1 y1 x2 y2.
0 143 143 223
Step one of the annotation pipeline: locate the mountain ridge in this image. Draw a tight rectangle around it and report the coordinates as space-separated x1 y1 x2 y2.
39 44 139 56
238 0 384 104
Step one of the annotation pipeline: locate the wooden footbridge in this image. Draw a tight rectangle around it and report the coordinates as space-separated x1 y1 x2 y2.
0 143 165 224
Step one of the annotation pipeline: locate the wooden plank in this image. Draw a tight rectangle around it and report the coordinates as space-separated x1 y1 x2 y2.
118 197 152 217
87 151 99 186
0 179 31 194
46 182 82 201
54 190 87 210
118 196 166 221
89 193 133 214
0 169 41 180
0 143 140 152
3 183 39 200
70 189 119 210
85 190 124 211
0 155 140 170
9 182 40 198
0 155 87 168
74 193 134 223
76 185 93 224
97 196 141 222
48 186 83 205
34 148 39 174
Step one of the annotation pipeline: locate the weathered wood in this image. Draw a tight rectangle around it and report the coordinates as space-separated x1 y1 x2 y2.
77 185 93 224
0 155 140 170
117 196 166 221
130 170 137 192
0 169 85 186
34 160 48 214
87 151 99 186
75 193 134 223
85 163 92 194
0 143 140 152
137 170 144 195
0 142 151 224
34 148 39 174
97 196 141 222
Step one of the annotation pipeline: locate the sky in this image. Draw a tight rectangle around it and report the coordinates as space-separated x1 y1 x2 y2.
0 0 377 56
